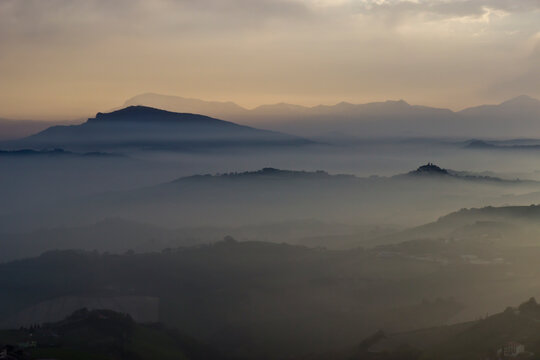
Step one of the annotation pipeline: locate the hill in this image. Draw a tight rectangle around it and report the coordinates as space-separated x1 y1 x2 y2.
0 244 472 358
3 165 540 232
3 238 540 357
0 308 229 360
378 204 540 246
5 106 310 152
0 217 393 263
342 298 540 360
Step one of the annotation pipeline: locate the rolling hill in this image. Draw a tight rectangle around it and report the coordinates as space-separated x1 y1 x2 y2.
3 164 540 232
376 204 540 247
3 237 540 358
0 308 230 360
345 298 540 360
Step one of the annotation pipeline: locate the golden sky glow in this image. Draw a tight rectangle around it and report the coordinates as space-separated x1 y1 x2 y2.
1 0 540 120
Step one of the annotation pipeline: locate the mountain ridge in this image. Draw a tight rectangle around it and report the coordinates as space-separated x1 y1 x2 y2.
4 106 311 151
124 94 540 138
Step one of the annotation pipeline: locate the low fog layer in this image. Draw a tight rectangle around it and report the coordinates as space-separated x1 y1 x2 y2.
4 164 540 233
3 104 540 359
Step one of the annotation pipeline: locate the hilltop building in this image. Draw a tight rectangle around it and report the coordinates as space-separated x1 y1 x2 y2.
499 341 525 358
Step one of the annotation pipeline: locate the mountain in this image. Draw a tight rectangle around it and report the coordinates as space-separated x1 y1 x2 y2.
124 94 458 137
5 106 311 152
459 95 540 118
457 95 540 138
124 94 540 138
124 93 247 119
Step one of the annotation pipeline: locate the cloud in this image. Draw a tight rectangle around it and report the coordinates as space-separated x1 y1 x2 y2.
350 0 540 18
0 0 311 43
1 0 540 118
485 34 540 98
1 0 539 44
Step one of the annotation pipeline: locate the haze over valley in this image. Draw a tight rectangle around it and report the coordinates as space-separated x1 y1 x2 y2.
3 1 540 359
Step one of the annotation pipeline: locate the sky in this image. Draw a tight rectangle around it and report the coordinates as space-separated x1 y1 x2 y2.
1 0 540 120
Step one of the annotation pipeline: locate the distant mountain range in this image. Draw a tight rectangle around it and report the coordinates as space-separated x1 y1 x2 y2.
125 93 540 138
466 138 540 151
2 95 539 145
4 106 311 151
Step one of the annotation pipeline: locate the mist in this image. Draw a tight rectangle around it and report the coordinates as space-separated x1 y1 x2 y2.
4 1 540 359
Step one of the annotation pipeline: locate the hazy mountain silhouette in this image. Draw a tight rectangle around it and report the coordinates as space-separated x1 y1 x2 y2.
456 95 540 138
0 148 118 157
5 165 540 232
124 93 247 119
6 106 311 151
124 94 540 138
465 137 540 151
458 95 540 118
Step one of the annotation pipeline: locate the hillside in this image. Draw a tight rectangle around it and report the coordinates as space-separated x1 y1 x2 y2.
369 204 540 256
0 308 229 360
0 243 478 358
2 239 540 357
3 165 540 231
346 298 540 360
0 217 393 263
